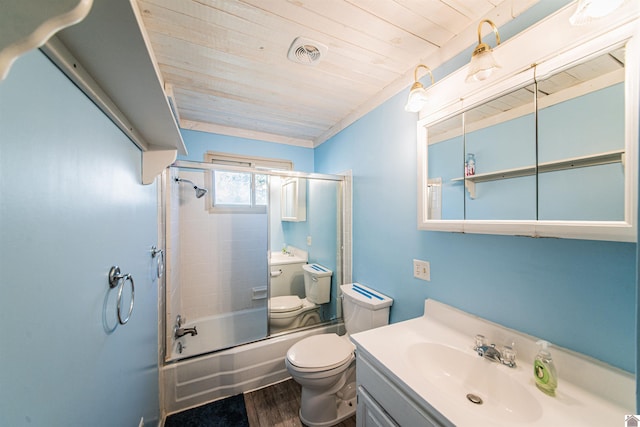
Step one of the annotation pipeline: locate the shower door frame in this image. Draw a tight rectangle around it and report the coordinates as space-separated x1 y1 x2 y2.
162 160 350 362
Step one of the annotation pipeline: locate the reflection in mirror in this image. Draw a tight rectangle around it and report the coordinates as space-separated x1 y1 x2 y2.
463 84 537 220
427 114 464 219
269 175 342 335
281 177 307 221
537 45 626 221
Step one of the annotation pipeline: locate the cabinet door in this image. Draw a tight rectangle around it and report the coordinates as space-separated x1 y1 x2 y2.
537 46 626 221
357 386 399 427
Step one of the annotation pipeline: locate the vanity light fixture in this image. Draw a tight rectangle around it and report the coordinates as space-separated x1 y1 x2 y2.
569 0 625 26
465 19 501 83
404 64 435 113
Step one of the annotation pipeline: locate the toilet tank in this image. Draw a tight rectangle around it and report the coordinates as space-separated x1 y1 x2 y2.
340 283 393 334
302 263 332 304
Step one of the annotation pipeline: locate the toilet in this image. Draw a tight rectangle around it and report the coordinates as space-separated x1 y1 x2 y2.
268 263 332 333
269 295 321 333
285 282 393 427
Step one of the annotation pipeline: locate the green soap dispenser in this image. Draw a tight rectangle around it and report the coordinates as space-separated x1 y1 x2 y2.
534 340 558 396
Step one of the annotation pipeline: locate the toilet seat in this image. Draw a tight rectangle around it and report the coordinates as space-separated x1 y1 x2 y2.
270 295 303 313
287 334 355 372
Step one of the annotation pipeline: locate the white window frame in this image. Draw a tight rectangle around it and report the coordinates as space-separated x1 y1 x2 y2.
204 152 293 214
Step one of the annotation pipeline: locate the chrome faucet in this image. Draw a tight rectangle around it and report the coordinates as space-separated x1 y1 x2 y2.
473 335 516 368
175 326 198 338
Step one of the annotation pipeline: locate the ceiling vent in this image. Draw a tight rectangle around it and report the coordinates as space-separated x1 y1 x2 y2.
287 37 328 66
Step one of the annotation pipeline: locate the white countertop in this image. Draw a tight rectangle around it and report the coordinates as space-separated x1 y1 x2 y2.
351 299 635 427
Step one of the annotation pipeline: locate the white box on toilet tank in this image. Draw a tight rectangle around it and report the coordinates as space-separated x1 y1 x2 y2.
341 283 393 334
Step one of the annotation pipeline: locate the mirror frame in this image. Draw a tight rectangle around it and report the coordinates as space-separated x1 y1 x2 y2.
417 4 639 242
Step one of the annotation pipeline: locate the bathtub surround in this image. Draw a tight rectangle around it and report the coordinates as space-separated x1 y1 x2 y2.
162 322 344 415
170 168 268 323
170 309 267 360
164 165 271 359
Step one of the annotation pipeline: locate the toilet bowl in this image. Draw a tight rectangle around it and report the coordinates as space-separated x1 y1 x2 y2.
285 283 393 427
269 295 321 333
285 334 356 427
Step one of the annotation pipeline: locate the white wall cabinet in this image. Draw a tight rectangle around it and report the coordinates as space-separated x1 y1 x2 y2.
416 4 639 242
281 178 307 222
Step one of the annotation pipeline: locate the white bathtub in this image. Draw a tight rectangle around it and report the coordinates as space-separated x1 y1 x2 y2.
170 308 268 361
162 322 344 416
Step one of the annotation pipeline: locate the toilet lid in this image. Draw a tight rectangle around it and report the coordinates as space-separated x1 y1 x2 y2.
270 295 303 313
287 334 354 370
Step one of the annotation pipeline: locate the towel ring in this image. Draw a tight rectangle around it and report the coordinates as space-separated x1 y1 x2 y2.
108 266 135 325
151 246 164 279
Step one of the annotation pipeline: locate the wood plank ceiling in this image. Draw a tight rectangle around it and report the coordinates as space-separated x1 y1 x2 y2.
135 0 537 147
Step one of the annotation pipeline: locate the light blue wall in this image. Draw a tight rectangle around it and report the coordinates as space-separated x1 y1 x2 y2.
0 51 160 426
315 0 637 376
179 130 315 172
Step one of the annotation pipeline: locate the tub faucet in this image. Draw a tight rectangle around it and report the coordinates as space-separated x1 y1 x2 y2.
175 326 198 338
473 335 516 368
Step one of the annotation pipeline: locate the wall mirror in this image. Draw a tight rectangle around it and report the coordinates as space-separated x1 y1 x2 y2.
418 11 638 242
462 83 537 220
426 113 464 220
537 47 625 222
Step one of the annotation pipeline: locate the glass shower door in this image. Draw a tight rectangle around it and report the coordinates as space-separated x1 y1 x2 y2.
165 165 268 361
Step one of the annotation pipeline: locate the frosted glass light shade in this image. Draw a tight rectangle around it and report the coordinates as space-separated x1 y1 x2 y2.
404 65 434 113
404 83 429 112
569 0 625 25
465 45 500 82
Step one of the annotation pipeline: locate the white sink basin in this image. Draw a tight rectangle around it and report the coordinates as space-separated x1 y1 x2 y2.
407 342 542 423
269 251 307 265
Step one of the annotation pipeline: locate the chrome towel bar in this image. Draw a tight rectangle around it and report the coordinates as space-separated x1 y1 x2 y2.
150 245 164 279
108 266 135 325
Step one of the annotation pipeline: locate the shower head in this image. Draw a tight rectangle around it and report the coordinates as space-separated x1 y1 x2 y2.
175 177 208 199
194 187 207 199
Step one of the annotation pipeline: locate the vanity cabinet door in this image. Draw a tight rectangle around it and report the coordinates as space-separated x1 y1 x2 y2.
357 386 399 427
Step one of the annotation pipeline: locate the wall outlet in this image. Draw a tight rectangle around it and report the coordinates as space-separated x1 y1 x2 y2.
306 236 312 246
413 259 430 281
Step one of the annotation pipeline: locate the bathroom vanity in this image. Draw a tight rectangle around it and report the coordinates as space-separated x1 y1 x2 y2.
350 300 634 427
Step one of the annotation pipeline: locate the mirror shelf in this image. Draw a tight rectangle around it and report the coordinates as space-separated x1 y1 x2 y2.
453 149 625 199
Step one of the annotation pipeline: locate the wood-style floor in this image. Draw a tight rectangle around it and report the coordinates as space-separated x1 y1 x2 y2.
244 379 356 427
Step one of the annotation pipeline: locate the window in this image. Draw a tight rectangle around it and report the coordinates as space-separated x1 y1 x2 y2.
204 152 292 213
212 170 267 208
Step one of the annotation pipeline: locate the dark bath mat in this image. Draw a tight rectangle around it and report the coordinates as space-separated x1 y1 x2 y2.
165 394 249 427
